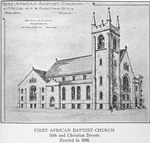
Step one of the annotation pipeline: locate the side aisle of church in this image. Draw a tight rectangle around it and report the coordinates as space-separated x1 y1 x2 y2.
17 8 144 110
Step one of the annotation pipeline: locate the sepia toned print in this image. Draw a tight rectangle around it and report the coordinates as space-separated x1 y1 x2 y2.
2 1 149 122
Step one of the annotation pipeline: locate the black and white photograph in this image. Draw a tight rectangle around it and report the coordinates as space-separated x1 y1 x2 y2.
1 1 150 143
1 1 149 123
2 1 149 123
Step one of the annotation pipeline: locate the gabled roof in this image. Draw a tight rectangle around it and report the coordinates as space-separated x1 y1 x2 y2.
18 68 47 86
45 55 92 78
33 68 47 82
120 48 134 73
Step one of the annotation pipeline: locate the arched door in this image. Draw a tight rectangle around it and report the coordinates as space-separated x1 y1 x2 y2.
50 97 55 107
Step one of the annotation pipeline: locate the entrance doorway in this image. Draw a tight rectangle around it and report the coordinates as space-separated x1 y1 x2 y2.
50 97 55 107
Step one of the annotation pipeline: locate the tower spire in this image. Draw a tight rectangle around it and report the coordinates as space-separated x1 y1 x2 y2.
107 7 111 22
91 12 96 26
116 15 120 29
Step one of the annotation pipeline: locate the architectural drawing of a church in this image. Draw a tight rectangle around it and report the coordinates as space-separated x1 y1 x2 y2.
17 8 144 110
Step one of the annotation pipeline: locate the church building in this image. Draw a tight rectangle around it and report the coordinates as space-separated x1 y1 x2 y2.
17 8 144 110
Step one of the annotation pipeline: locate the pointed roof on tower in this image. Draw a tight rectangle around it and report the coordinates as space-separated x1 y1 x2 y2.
91 12 96 26
107 7 111 22
116 15 120 29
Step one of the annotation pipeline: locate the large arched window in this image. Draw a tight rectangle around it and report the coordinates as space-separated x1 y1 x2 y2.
71 87 75 100
86 86 90 100
30 86 36 101
50 97 55 107
113 37 117 50
62 87 66 100
123 75 130 92
98 35 105 49
77 86 81 100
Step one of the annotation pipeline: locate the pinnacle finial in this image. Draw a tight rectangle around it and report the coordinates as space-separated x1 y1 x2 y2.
107 7 111 22
116 15 120 29
102 20 104 26
32 66 34 70
92 12 96 26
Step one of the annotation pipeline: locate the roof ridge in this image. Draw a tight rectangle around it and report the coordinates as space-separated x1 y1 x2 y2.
57 54 92 62
34 68 47 72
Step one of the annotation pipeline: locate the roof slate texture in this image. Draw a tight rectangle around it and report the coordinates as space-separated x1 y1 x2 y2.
45 55 92 78
34 68 47 82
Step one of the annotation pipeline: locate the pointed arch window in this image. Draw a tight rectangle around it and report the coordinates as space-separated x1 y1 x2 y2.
98 35 105 49
77 86 81 100
62 87 66 100
123 75 130 92
86 86 90 100
71 87 75 100
113 37 117 50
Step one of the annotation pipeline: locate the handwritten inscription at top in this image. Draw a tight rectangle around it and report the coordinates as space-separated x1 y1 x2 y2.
2 2 82 15
3 2 82 6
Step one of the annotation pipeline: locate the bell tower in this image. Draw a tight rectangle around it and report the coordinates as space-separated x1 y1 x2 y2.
91 8 121 110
